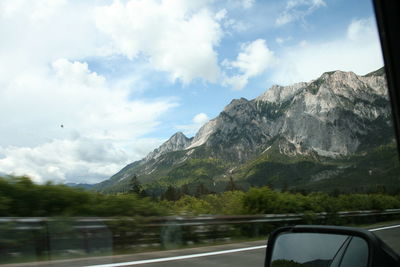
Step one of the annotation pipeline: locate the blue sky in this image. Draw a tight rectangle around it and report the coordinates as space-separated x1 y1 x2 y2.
0 0 384 184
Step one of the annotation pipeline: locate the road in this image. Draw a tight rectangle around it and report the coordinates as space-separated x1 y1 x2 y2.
85 224 400 267
370 224 400 254
87 242 267 267
2 224 399 267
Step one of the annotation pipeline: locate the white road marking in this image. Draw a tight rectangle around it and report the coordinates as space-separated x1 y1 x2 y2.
84 245 266 267
85 224 400 267
369 224 400 232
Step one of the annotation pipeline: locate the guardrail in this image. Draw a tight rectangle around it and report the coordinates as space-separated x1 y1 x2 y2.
4 208 398 224
1 209 400 264
146 208 400 225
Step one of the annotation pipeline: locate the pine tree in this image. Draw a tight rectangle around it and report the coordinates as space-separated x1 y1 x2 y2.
282 182 288 192
225 176 238 191
164 186 179 201
181 184 190 196
128 174 142 195
195 183 209 197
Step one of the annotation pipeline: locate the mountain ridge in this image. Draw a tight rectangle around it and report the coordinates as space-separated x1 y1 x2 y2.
94 67 395 194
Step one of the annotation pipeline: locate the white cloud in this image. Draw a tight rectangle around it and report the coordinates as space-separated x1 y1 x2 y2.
193 113 210 125
0 138 127 184
52 59 105 87
222 18 249 33
270 17 384 85
299 40 308 47
347 18 376 41
223 75 249 91
276 36 292 45
215 9 227 21
242 0 255 9
0 136 165 184
0 58 177 183
0 0 111 88
214 7 249 33
276 0 326 26
223 39 275 90
94 0 223 84
176 113 210 136
0 0 66 20
0 0 184 183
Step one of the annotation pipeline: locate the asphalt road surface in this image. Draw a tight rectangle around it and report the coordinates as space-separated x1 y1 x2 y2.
85 224 400 267
3 224 399 267
370 224 400 254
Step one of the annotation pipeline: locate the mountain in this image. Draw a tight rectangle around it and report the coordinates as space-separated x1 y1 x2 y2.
94 67 398 194
145 132 193 161
65 183 95 190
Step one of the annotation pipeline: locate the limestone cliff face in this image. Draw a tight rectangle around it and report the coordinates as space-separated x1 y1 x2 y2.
187 68 389 159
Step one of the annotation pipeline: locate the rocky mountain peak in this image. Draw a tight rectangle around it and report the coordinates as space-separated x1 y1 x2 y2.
256 82 308 103
170 131 189 141
145 131 192 161
320 69 357 79
187 119 218 149
360 68 387 95
319 70 366 93
223 98 251 115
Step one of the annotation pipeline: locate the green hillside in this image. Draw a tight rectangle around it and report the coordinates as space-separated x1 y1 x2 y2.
231 142 400 194
97 141 400 196
298 143 400 193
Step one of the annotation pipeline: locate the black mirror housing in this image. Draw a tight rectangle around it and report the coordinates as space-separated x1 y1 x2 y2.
264 225 400 267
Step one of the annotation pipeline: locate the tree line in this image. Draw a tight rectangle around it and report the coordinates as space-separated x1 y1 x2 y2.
0 176 399 217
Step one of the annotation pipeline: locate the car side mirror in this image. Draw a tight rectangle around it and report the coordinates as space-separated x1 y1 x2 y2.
264 225 400 267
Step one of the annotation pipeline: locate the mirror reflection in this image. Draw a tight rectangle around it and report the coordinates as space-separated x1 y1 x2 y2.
270 232 369 267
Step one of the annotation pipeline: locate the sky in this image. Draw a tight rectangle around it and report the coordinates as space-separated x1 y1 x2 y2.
0 0 384 184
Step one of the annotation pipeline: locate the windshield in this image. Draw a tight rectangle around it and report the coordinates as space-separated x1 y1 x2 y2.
0 0 399 266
